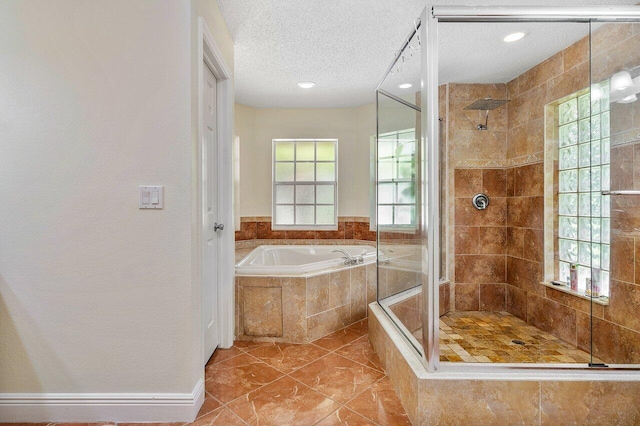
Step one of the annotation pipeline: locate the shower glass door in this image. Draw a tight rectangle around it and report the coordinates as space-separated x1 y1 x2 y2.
419 5 640 371
590 21 640 366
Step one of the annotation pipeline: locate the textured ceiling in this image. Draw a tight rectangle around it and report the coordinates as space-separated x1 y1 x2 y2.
216 0 640 108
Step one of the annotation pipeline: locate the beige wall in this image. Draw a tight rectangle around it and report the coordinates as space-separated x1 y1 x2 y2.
0 0 233 398
235 104 376 218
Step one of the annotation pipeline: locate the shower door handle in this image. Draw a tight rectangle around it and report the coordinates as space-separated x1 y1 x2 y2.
601 190 640 196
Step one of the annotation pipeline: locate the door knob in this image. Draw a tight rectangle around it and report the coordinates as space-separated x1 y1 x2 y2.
214 223 224 231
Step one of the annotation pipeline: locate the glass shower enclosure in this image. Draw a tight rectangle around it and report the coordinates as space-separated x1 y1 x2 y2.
376 5 640 373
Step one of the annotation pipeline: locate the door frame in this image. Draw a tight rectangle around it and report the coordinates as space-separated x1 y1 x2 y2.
197 17 234 360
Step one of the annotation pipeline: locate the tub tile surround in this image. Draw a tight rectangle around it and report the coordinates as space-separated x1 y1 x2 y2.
444 22 640 364
235 216 376 242
235 262 376 343
369 303 640 425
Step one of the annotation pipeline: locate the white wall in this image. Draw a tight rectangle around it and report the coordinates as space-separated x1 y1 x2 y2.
235 104 376 218
0 0 233 404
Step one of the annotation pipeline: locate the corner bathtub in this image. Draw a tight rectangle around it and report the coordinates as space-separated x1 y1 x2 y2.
234 244 377 343
235 245 376 276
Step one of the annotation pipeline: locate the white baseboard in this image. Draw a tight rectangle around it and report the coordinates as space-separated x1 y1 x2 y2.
0 379 204 422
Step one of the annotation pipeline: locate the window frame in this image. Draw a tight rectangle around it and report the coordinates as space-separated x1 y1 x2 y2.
372 128 419 232
549 83 611 298
271 139 338 231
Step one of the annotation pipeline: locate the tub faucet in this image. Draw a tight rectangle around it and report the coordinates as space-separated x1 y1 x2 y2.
332 249 363 265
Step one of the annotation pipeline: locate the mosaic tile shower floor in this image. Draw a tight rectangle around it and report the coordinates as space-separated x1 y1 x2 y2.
416 311 600 364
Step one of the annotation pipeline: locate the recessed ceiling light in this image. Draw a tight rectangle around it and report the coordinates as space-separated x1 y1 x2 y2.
398 83 412 89
297 81 316 89
503 32 526 43
619 94 637 104
611 71 633 91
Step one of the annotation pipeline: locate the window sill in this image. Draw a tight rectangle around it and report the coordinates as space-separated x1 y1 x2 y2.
540 281 609 306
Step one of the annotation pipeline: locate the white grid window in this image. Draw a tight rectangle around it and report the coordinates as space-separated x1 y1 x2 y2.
557 82 610 296
377 129 417 228
272 139 338 229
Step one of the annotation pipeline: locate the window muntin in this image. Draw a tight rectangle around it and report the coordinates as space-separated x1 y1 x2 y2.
272 139 337 229
377 129 417 228
557 82 610 296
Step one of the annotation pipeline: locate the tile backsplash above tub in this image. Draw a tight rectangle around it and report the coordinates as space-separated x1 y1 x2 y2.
235 216 376 242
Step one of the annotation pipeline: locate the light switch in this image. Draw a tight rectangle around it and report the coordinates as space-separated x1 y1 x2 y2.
140 186 164 209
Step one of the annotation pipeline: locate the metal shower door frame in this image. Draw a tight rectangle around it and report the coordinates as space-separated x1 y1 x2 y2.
420 5 640 373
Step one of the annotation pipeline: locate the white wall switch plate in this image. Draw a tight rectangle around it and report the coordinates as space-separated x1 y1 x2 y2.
139 186 164 209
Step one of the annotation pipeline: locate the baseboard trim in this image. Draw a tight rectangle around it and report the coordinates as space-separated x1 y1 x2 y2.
0 379 204 422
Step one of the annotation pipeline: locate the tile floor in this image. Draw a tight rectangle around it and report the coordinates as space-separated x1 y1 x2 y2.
1 319 410 426
200 318 410 425
435 311 600 363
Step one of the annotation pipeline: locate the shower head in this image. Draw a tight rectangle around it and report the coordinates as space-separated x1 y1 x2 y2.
464 98 509 111
464 98 509 130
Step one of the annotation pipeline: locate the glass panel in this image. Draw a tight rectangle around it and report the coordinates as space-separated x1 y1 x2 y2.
394 206 414 225
578 143 591 167
316 205 334 224
296 163 314 181
578 217 590 241
559 194 578 216
275 185 294 204
275 206 294 225
591 115 601 140
590 140 601 166
295 185 314 204
590 21 632 366
376 75 422 360
578 94 590 118
559 170 578 192
578 168 591 192
559 238 578 263
378 140 394 158
378 205 393 225
559 98 578 124
559 146 578 170
275 142 294 161
560 216 578 239
559 122 578 147
398 161 413 179
316 163 335 181
295 205 314 224
275 163 294 181
316 185 334 204
578 119 591 143
316 142 335 161
378 161 394 180
578 193 591 216
397 182 415 203
378 183 394 204
296 142 315 161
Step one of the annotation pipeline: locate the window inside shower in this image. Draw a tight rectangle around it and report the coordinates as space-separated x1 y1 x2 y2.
553 83 611 298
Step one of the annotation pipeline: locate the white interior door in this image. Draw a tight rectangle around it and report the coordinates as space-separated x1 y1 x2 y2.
203 60 220 363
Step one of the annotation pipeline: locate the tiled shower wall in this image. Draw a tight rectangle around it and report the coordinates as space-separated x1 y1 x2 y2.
446 83 509 312
447 23 640 363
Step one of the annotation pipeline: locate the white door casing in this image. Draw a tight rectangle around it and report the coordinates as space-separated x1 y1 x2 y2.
198 17 234 368
202 61 219 362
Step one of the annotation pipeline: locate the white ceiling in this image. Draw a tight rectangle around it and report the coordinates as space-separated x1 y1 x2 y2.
216 1 640 108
